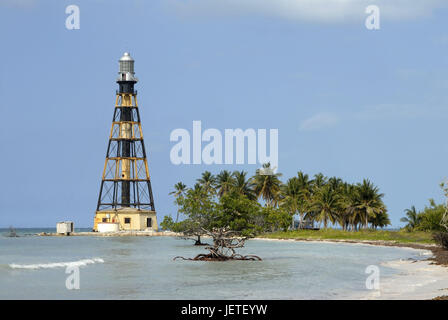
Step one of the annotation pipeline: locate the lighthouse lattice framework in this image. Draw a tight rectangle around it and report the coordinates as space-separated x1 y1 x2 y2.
93 52 157 232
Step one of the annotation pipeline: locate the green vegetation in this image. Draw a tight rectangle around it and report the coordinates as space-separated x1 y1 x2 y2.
399 181 448 234
161 165 448 247
259 229 435 244
258 180 448 246
398 182 448 248
159 165 448 248
401 200 447 233
160 215 175 231
164 164 392 243
167 176 290 243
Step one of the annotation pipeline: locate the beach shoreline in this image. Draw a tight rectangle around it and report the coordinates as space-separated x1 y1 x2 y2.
254 237 448 300
254 236 448 266
37 230 182 237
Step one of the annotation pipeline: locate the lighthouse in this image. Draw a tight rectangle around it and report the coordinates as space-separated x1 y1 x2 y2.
93 52 158 232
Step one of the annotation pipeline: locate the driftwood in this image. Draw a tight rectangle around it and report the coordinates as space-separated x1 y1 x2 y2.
174 228 262 261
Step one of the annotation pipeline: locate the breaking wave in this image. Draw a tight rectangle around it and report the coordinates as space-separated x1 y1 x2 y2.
9 258 104 270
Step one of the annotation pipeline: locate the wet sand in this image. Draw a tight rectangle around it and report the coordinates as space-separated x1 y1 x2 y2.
254 237 448 300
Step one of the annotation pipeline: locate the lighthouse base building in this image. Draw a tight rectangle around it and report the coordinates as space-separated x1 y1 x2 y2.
93 52 158 232
94 208 157 232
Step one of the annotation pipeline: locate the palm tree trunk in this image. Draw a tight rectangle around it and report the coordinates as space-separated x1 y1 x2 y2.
300 212 304 229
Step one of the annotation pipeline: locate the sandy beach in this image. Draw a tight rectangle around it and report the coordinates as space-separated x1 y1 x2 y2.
254 237 448 300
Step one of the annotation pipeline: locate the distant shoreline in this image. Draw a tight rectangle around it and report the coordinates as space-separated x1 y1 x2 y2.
254 236 448 267
37 230 181 237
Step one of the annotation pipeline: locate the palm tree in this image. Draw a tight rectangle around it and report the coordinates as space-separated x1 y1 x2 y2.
346 179 386 230
169 182 187 197
232 170 256 200
311 185 343 229
338 182 356 230
197 171 216 195
304 173 327 228
187 183 210 205
328 177 343 191
296 171 313 228
297 172 313 193
370 211 391 229
400 206 420 231
312 173 327 190
251 163 282 207
280 177 301 229
169 182 187 222
216 170 235 198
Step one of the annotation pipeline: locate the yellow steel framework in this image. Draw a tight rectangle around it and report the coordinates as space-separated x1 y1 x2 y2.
95 92 155 213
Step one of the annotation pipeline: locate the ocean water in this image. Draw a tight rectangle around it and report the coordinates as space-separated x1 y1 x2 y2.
0 229 429 299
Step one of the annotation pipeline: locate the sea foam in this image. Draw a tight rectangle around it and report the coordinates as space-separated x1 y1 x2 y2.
9 258 104 270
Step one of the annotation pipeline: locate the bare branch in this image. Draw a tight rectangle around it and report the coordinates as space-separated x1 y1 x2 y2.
173 227 262 261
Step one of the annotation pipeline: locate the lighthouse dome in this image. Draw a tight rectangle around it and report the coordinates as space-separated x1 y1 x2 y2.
119 52 134 62
118 52 137 82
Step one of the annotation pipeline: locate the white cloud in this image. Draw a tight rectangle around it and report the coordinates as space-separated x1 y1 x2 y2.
299 112 339 131
167 0 447 23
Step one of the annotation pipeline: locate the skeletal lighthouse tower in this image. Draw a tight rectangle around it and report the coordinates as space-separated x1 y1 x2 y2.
93 52 157 232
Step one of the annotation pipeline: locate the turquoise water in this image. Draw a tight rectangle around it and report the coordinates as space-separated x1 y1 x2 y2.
0 230 426 299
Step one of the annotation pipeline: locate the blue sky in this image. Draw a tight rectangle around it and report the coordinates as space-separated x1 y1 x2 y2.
1 0 448 228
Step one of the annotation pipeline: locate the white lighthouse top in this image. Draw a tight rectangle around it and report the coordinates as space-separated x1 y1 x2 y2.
119 52 134 62
118 52 138 82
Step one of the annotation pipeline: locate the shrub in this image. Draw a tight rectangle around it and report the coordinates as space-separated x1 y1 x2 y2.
433 232 448 250
160 215 175 231
415 201 445 232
